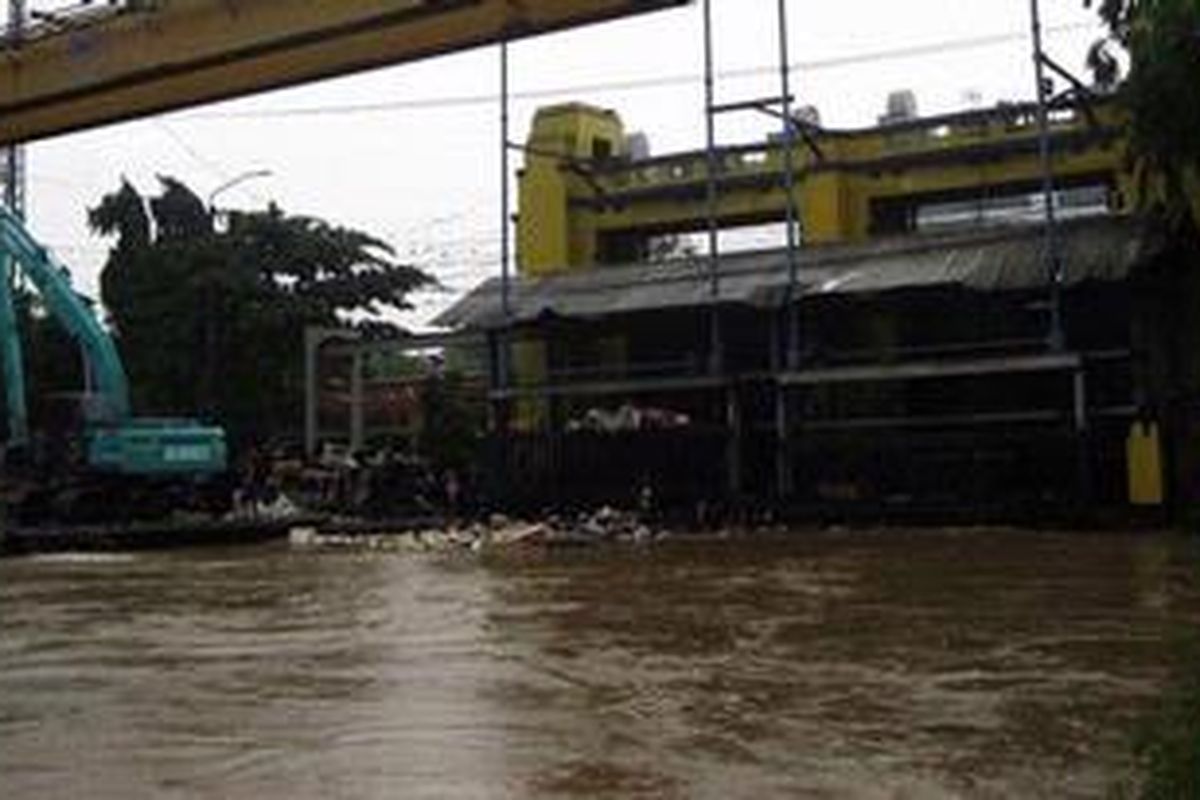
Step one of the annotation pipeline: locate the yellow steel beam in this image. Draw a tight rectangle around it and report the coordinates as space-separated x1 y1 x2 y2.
0 0 689 145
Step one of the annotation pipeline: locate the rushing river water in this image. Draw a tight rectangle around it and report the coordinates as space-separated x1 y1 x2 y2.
1 529 1198 799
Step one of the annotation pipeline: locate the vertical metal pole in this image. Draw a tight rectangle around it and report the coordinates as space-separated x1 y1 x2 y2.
350 350 365 453
500 40 512 342
0 0 27 454
778 0 802 370
1031 0 1065 352
775 0 799 502
303 328 360 458
485 331 500 427
496 39 513 495
303 328 321 458
1072 369 1088 433
726 385 741 495
2 146 24 220
497 39 513 390
775 379 791 499
1072 367 1092 503
4 0 25 219
703 0 722 376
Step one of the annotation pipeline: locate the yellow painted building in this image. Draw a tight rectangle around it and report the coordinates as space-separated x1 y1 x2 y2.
516 98 1134 276
473 95 1199 511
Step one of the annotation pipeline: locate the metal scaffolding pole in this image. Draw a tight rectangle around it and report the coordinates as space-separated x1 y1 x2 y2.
0 0 27 453
704 0 803 499
702 0 722 376
498 39 513 394
777 0 801 370
775 0 798 500
3 0 24 218
1030 0 1065 352
490 35 515 499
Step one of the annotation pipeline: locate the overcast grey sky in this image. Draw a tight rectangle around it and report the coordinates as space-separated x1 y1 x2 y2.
11 0 1103 328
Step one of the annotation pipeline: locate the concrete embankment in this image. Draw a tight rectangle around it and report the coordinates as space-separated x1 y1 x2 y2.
0 518 308 557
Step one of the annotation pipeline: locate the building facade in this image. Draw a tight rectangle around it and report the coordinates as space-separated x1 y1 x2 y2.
438 97 1199 520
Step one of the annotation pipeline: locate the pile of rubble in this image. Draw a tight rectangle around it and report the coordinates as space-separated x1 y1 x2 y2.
290 506 667 553
565 403 691 434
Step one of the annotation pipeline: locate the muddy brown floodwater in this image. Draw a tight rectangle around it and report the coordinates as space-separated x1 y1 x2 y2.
1 529 1198 799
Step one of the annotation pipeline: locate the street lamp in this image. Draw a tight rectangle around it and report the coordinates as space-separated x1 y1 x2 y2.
207 169 273 212
201 169 271 415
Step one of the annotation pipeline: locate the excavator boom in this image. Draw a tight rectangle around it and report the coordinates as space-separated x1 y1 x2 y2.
0 204 130 426
0 205 225 477
0 0 690 146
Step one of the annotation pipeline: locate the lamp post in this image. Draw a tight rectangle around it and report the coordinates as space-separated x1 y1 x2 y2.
207 169 273 214
201 169 271 416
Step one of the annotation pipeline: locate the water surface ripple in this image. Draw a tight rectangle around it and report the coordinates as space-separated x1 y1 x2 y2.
1 530 1197 798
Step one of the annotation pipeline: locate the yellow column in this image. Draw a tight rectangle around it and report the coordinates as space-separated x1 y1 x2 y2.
516 103 627 276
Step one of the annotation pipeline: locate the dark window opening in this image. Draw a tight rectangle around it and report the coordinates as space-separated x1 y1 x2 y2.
592 137 614 161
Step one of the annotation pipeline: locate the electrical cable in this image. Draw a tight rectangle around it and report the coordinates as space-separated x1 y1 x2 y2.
173 23 1097 122
153 119 230 181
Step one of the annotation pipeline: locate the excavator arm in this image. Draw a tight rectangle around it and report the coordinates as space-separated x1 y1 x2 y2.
0 204 224 479
0 204 131 440
0 0 689 146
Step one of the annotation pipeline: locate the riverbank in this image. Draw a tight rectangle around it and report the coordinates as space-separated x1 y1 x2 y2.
0 517 310 558
0 507 658 559
0 501 1184 559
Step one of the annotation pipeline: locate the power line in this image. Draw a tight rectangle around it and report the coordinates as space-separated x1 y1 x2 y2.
174 23 1096 122
153 119 230 181
152 121 277 205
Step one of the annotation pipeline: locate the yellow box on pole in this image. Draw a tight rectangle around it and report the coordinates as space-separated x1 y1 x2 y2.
1127 421 1165 507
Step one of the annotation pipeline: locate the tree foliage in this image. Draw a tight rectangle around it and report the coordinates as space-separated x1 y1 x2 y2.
1086 0 1200 226
89 176 434 446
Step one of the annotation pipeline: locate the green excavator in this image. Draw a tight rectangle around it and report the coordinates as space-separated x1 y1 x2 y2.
0 204 227 522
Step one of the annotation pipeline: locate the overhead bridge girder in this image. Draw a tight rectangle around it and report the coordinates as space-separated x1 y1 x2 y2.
0 0 689 145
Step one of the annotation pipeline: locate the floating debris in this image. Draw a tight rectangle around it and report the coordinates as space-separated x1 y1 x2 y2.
292 506 668 554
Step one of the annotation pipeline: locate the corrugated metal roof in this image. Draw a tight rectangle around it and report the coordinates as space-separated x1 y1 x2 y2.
433 217 1158 331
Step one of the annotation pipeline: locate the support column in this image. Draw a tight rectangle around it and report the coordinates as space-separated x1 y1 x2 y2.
1 0 27 457
702 0 722 376
303 328 321 459
486 330 501 433
777 0 802 369
349 350 365 453
1072 367 1088 434
3 0 25 220
499 38 513 386
494 39 514 505
725 384 742 498
775 385 792 501
1030 0 1065 352
304 327 359 459
1073 365 1092 504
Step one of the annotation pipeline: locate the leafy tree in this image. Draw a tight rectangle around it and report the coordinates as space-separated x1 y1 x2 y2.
89 176 434 446
1086 0 1200 227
